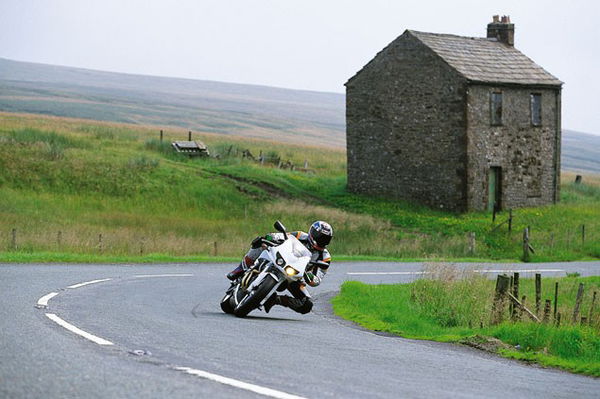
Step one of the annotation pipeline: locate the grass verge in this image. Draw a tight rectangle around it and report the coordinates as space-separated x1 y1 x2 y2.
332 268 600 376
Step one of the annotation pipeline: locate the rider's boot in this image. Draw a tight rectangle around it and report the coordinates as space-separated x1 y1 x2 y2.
263 294 281 313
226 256 253 280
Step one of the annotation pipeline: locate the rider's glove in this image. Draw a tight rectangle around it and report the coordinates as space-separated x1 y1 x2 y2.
304 272 321 287
251 236 263 249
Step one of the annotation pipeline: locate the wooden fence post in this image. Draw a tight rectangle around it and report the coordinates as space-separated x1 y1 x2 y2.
214 241 218 256
468 232 476 255
522 228 530 262
57 231 62 248
543 299 552 323
160 129 163 143
491 274 510 325
581 224 586 246
589 291 597 324
508 209 513 235
98 234 103 253
535 273 541 315
553 281 559 320
572 283 585 323
11 228 17 250
188 130 192 141
140 238 144 256
511 272 520 320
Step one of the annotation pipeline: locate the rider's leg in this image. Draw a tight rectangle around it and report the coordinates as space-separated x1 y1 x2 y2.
226 248 262 280
265 281 313 314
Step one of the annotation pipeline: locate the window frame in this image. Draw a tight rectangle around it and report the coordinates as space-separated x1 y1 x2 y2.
530 93 542 127
490 91 503 126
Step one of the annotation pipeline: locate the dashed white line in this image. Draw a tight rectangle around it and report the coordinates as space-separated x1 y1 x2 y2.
67 278 112 289
173 367 307 399
45 313 113 346
134 274 194 278
473 269 565 273
37 292 59 307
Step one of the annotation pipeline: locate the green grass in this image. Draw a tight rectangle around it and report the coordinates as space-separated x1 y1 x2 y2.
0 113 599 261
332 272 600 376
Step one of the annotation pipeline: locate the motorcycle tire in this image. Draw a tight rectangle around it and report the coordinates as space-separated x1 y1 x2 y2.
220 292 235 314
233 275 278 318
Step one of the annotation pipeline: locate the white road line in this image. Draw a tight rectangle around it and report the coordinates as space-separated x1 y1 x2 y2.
45 313 114 346
473 269 565 273
134 274 194 278
67 278 112 289
173 367 307 399
37 292 59 307
348 269 565 276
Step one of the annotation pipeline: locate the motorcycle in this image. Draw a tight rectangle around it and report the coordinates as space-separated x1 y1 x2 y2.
220 220 326 317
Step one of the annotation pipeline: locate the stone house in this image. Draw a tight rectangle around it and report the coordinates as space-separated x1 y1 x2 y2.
346 16 563 212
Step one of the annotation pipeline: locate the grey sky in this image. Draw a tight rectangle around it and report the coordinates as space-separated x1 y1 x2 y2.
1 0 599 134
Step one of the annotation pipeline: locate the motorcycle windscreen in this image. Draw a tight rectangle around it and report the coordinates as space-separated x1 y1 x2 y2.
285 236 312 273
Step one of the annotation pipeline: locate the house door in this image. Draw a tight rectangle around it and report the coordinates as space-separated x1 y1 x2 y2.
487 167 501 212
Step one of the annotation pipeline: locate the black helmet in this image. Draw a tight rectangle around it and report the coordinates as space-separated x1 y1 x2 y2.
308 221 333 249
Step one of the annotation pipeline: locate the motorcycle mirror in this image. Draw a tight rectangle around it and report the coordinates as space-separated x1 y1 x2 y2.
273 220 287 238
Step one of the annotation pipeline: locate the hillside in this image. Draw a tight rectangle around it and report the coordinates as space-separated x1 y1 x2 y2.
562 129 600 174
0 57 599 174
0 114 598 262
0 57 345 148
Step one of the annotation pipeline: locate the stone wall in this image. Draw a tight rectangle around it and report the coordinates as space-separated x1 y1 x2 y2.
466 84 560 210
346 32 469 212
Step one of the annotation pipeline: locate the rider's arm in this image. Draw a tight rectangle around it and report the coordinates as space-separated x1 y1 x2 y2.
306 250 331 287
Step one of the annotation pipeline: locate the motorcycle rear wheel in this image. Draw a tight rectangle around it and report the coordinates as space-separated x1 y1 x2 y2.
233 275 278 318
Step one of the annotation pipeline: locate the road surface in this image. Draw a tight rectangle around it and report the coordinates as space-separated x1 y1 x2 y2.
1 261 599 398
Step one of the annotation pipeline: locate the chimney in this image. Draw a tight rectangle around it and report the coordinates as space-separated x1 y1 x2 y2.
487 15 514 46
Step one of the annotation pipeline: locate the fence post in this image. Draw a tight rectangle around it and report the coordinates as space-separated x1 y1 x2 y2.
57 231 62 248
522 227 530 262
160 129 163 143
572 283 585 323
581 224 586 246
553 281 559 320
508 209 513 235
589 291 597 324
543 299 552 323
535 273 541 316
490 274 510 325
98 234 103 253
467 232 475 255
188 130 192 141
11 228 17 250
214 241 218 256
511 272 520 320
140 238 144 256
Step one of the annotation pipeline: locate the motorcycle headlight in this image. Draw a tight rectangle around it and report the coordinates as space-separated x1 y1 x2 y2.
284 266 299 276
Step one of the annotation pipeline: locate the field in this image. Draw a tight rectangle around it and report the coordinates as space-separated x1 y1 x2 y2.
0 113 599 262
333 266 600 376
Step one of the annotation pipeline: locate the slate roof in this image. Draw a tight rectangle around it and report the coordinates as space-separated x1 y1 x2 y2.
409 30 562 86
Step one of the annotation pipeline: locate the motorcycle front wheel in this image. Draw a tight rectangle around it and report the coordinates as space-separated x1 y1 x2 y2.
233 275 278 318
220 292 235 314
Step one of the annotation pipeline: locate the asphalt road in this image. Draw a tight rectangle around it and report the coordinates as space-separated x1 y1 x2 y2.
1 261 600 398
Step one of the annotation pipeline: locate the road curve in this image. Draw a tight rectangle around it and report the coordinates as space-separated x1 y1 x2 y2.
1 261 599 398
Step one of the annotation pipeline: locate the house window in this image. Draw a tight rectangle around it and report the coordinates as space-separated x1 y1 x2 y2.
490 92 502 125
531 93 542 126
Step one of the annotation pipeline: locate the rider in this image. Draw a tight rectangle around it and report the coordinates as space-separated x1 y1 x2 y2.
226 221 333 314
